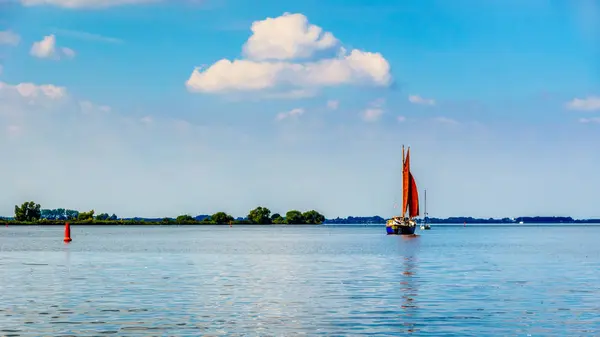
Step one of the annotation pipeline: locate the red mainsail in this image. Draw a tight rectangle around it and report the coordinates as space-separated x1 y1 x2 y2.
408 172 420 218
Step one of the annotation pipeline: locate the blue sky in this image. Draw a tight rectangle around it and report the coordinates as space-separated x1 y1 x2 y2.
1 0 599 219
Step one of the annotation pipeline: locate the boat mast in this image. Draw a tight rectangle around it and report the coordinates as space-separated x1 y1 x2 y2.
401 145 405 219
424 189 427 225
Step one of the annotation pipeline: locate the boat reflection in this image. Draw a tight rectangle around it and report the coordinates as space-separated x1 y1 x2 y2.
396 237 420 334
400 256 419 333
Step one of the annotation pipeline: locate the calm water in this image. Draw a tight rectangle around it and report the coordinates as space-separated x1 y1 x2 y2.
1 225 599 336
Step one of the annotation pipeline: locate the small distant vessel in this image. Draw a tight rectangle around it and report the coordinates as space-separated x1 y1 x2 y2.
387 145 420 235
420 189 431 230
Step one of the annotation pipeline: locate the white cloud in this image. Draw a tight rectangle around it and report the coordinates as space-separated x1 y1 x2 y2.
0 30 20 46
327 99 339 110
276 108 305 121
30 35 75 60
80 100 111 114
408 94 436 106
362 108 383 122
186 50 390 94
185 13 391 97
397 116 406 122
242 12 338 61
140 115 153 124
579 117 600 124
566 96 600 111
0 81 67 100
20 0 160 8
361 98 385 122
1 81 69 142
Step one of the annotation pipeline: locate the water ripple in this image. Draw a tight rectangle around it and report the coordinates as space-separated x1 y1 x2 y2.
1 225 600 335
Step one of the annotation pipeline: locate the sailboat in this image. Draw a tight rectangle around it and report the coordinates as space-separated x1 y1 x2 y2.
386 145 420 235
420 189 431 230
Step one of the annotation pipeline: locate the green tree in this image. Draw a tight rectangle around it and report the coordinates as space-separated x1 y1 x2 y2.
176 214 196 224
285 210 303 224
109 214 118 221
78 210 95 221
271 213 285 224
96 213 110 221
14 201 41 222
302 210 325 224
248 206 271 224
211 212 234 224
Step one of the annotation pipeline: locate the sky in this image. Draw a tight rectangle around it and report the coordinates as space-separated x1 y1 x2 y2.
0 0 599 219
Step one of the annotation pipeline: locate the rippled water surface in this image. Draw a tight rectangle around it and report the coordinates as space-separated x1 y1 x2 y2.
1 224 600 336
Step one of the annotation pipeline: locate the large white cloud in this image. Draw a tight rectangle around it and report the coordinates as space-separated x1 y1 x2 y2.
20 0 160 8
185 13 391 97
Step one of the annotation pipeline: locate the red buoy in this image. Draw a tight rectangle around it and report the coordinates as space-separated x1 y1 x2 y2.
64 222 72 243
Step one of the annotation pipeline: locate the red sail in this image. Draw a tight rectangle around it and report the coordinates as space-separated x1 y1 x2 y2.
408 172 420 218
402 149 410 217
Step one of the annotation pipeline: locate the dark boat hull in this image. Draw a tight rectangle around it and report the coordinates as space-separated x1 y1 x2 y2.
386 224 416 235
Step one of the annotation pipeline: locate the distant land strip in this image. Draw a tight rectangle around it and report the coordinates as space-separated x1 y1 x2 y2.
1 201 599 225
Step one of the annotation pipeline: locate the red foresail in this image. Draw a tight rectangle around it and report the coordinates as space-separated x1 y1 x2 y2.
408 172 420 218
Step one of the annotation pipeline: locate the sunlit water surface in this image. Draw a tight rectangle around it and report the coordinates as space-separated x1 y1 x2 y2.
1 225 600 336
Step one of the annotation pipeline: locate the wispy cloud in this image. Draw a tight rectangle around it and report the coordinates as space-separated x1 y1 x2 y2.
79 100 111 114
408 94 436 106
361 98 385 122
276 108 305 121
362 108 383 122
326 99 339 110
565 96 600 111
19 0 162 9
52 28 124 44
579 117 600 124
433 116 459 125
0 30 20 46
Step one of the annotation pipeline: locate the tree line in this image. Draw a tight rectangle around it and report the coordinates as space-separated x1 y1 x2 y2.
3 201 325 225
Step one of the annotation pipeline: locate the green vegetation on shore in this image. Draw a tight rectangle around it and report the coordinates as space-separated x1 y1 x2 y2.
1 201 325 225
4 201 599 226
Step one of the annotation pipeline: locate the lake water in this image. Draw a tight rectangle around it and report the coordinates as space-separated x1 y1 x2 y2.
1 224 599 336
